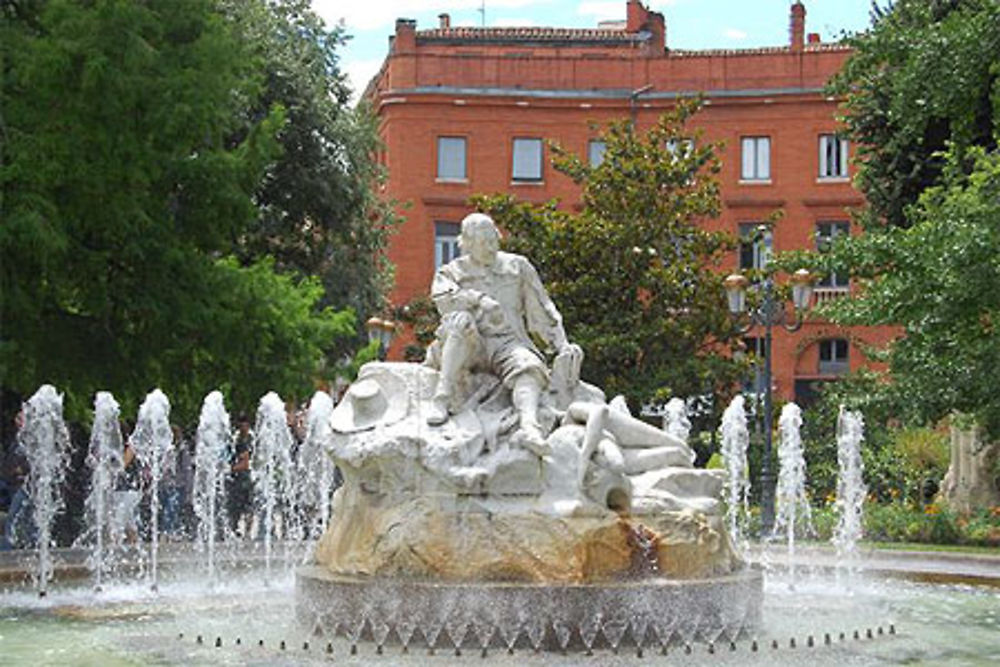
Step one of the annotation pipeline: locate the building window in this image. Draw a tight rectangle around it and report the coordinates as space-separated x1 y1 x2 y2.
816 221 850 288
588 140 607 167
512 137 543 182
666 138 694 158
819 338 849 375
436 136 466 180
740 136 770 181
434 221 461 269
738 223 773 271
819 134 848 179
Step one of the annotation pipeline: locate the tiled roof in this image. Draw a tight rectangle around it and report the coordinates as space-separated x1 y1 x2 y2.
417 26 645 44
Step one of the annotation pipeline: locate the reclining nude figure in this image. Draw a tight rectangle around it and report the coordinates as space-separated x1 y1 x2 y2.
426 213 583 454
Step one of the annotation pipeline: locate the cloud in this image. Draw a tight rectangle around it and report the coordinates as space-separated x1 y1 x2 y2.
491 17 540 27
577 1 622 22
343 58 384 102
577 1 678 23
723 28 747 40
315 0 551 33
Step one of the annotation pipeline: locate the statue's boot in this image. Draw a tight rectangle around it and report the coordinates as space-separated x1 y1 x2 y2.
426 393 450 426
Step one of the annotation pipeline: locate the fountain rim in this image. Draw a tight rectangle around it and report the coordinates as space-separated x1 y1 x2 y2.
296 563 764 590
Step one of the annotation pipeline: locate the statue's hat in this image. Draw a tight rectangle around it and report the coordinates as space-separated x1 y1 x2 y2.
330 373 408 434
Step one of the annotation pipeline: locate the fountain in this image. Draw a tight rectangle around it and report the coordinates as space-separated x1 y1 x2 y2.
79 392 124 591
16 385 72 596
129 389 173 591
297 213 756 650
192 390 231 583
299 391 336 540
252 392 296 582
719 395 751 551
774 402 812 586
1 213 998 663
833 406 867 579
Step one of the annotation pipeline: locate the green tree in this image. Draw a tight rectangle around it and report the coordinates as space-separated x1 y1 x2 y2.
820 149 1000 435
474 101 745 416
0 0 356 421
790 1 1000 437
224 0 397 347
829 0 1000 229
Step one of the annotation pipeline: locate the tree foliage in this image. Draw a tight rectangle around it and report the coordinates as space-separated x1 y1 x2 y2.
820 150 1000 435
829 0 1000 229
224 0 397 344
474 101 745 416
0 0 371 421
791 1 1000 437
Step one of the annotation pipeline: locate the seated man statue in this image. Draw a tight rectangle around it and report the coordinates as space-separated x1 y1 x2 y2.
426 212 582 455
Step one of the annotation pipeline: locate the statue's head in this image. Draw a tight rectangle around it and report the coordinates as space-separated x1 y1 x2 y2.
460 213 500 264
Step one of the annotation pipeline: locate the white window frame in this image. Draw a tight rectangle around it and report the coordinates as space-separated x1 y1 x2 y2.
738 223 773 271
819 134 848 180
512 137 543 182
740 136 771 181
666 138 694 159
818 338 849 375
434 221 461 269
588 140 607 167
815 221 850 289
436 136 467 181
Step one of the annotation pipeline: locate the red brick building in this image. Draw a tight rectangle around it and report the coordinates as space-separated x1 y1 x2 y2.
364 1 895 405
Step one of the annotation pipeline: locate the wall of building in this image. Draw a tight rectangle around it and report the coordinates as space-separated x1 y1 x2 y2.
368 2 896 404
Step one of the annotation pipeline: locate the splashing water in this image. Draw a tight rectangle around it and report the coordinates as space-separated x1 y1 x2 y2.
299 391 335 542
833 406 867 581
253 392 296 583
17 385 72 596
662 397 692 445
193 391 232 583
774 402 813 585
719 395 750 552
130 389 173 591
80 392 124 590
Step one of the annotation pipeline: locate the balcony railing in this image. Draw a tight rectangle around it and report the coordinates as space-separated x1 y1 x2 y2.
813 286 849 306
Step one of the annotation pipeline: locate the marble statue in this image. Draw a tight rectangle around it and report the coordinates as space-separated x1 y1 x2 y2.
424 213 583 455
316 212 738 582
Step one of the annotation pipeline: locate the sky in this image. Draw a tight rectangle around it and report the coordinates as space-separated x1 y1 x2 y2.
313 1 879 101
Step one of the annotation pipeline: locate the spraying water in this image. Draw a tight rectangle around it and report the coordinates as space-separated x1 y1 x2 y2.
130 389 173 591
81 392 125 590
662 397 692 445
17 385 72 596
299 391 335 541
775 402 813 585
833 406 867 581
253 392 295 583
719 395 750 552
193 391 232 583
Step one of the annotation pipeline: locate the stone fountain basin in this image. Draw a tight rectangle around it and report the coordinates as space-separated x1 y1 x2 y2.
295 565 763 651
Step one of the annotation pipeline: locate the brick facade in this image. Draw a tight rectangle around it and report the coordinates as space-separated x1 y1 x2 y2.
365 1 896 405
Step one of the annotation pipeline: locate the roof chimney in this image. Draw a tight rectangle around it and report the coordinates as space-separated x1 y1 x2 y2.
627 1 665 55
393 18 417 54
790 2 805 52
438 13 450 29
626 0 647 32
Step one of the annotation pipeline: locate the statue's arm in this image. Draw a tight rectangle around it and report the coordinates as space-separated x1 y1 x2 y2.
431 264 483 314
518 257 572 352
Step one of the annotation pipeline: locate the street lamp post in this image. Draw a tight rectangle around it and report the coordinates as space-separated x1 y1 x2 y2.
724 267 814 535
365 316 397 360
629 83 653 129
